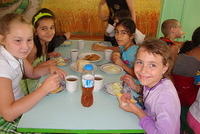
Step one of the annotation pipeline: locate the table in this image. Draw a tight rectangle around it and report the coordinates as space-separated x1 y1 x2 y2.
17 40 144 133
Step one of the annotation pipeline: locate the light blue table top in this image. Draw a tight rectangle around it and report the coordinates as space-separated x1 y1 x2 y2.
17 40 144 133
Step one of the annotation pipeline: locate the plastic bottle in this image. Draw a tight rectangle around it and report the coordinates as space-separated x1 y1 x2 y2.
81 64 94 107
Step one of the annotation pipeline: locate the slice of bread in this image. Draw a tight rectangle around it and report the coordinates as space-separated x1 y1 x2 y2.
76 59 90 73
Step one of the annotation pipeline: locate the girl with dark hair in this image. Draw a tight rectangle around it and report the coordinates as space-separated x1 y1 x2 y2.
25 8 70 92
92 19 138 76
29 8 71 64
112 18 138 76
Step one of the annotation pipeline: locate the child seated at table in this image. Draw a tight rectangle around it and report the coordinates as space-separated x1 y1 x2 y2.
160 19 184 58
0 13 66 134
23 8 71 93
119 39 181 134
93 19 139 76
29 8 71 64
105 9 145 46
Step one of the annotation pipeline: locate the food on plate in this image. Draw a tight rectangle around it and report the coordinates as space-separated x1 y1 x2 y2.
76 59 90 73
103 64 121 73
50 86 63 94
112 82 123 91
63 40 71 45
106 82 136 103
82 54 100 61
92 43 108 51
55 57 67 66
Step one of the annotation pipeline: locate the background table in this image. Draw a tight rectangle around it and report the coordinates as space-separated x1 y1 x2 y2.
17 40 144 133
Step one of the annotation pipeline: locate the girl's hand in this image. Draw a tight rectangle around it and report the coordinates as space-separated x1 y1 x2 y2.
45 60 57 66
48 52 61 58
64 32 71 40
39 73 61 94
119 93 147 118
111 52 120 60
113 58 124 67
119 93 138 113
120 74 137 89
49 66 66 80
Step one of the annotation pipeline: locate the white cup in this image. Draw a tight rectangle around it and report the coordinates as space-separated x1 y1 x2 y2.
104 49 113 61
106 24 115 34
65 75 79 93
94 74 104 92
70 49 79 62
78 40 84 49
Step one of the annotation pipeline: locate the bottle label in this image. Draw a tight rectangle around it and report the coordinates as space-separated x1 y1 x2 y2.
82 74 94 88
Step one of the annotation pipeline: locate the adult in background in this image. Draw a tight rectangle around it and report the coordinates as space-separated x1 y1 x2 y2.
98 0 145 46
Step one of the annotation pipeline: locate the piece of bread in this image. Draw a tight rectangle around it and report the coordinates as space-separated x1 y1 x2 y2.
51 86 62 94
76 59 90 73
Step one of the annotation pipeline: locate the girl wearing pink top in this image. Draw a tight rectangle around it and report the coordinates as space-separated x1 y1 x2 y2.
119 39 181 134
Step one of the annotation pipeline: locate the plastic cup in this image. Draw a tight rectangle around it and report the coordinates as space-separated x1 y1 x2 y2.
70 49 79 62
104 49 113 61
78 40 85 49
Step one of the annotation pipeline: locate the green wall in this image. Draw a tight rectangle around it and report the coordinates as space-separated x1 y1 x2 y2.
157 0 200 41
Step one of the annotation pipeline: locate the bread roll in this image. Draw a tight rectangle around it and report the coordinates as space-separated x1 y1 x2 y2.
76 59 90 72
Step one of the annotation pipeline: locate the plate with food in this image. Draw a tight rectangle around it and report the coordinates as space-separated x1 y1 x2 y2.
79 52 102 62
70 60 97 73
104 82 137 103
37 83 64 94
61 40 72 46
54 57 69 66
100 63 123 74
104 82 123 96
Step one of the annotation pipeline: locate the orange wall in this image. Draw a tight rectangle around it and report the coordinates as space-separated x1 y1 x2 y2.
41 0 161 37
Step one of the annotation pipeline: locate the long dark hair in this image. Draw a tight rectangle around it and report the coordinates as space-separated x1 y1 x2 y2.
32 8 55 58
179 26 200 54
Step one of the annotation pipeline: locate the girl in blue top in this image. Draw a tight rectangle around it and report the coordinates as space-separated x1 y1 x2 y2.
92 19 138 76
112 19 138 76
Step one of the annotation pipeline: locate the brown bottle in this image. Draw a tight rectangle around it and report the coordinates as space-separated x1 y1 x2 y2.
81 64 94 107
81 86 94 107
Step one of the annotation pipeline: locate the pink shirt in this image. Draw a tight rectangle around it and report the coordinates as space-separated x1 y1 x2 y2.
140 79 181 134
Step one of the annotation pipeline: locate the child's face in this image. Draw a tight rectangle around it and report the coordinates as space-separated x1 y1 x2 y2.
115 25 133 47
35 18 55 44
1 22 33 59
174 22 184 38
134 47 168 88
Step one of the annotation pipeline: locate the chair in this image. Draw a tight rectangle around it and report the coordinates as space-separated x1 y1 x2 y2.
172 74 199 106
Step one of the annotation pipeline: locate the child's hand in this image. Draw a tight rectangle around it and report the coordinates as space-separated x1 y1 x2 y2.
49 66 66 80
111 52 120 60
120 74 137 90
113 58 124 67
119 93 138 113
39 73 61 94
39 60 57 66
48 52 61 58
119 93 146 119
64 32 71 40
